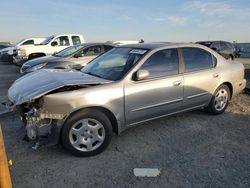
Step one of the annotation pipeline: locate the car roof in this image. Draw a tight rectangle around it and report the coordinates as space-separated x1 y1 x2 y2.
197 40 232 44
117 42 197 50
76 42 115 48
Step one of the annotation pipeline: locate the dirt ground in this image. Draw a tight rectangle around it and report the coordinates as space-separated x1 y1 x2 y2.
0 59 250 188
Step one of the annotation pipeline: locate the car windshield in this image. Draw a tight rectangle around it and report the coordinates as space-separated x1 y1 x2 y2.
40 35 54 45
54 45 83 57
81 47 148 81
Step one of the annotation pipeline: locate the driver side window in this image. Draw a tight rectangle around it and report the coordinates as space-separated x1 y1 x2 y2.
140 48 179 79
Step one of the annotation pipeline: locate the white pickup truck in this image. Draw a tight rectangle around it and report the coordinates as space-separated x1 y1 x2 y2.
13 34 85 65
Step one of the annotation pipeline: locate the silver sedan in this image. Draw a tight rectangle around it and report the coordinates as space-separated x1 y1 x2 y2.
7 43 246 156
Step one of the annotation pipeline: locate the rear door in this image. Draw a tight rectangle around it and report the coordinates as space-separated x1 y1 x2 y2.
71 36 81 45
124 48 184 125
181 47 220 109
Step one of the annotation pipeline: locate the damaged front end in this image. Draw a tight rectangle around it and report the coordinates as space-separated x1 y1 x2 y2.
7 69 111 147
18 98 65 147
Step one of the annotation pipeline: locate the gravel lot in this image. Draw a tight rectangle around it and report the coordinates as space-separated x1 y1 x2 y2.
0 59 250 188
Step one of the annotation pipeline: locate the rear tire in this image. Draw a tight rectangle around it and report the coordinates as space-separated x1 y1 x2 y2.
206 85 230 115
61 109 113 157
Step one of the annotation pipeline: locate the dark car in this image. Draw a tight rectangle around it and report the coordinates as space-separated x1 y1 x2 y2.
234 43 250 58
196 41 236 60
0 42 13 62
20 43 114 74
0 43 11 50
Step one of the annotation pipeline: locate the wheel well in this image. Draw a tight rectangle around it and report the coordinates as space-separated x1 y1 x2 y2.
67 107 119 135
28 53 46 59
222 82 233 99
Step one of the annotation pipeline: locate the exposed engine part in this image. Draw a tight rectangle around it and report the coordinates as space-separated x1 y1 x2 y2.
26 118 52 140
24 105 53 140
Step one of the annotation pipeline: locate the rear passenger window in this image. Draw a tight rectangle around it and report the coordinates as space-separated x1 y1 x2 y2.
84 46 102 56
72 36 81 45
182 47 216 73
220 42 228 50
225 42 234 49
141 48 179 79
210 42 220 49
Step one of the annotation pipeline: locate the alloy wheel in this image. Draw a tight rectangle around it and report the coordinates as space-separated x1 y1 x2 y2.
214 88 228 111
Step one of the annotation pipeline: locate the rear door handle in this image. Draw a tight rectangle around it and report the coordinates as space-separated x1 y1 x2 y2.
213 73 219 78
173 80 182 86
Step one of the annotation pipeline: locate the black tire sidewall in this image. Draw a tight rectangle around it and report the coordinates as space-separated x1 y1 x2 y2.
61 109 113 157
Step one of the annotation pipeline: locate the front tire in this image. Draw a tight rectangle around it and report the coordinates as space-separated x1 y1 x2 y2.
61 109 113 157
206 85 230 115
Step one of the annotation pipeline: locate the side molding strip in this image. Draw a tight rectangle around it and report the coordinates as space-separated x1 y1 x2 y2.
186 92 209 100
131 98 183 112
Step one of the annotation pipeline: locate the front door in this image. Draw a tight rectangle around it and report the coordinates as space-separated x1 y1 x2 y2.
124 48 184 125
51 36 70 54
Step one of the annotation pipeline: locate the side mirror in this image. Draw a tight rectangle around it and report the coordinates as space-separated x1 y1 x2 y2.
134 69 149 81
51 41 58 46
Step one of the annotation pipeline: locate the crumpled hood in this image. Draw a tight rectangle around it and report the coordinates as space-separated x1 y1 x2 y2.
8 69 111 105
23 55 62 67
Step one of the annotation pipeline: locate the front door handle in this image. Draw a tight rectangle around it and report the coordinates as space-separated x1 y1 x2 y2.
173 80 182 86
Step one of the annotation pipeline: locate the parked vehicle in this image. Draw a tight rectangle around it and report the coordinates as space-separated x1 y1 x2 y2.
6 43 246 157
0 38 44 63
234 43 250 58
0 42 12 50
20 43 114 74
196 41 236 60
0 43 13 62
13 34 85 66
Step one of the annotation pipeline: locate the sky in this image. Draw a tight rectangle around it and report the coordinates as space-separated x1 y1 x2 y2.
0 0 250 44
